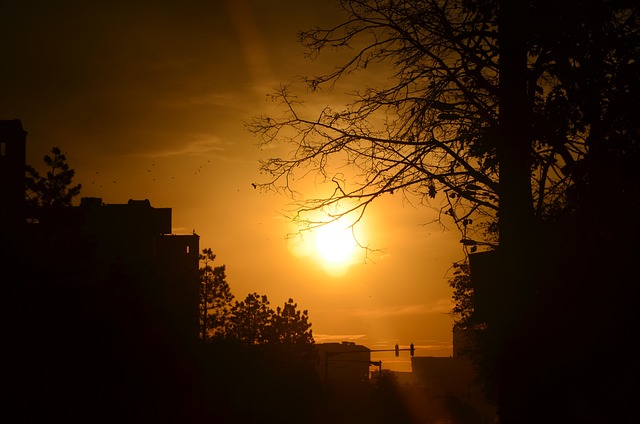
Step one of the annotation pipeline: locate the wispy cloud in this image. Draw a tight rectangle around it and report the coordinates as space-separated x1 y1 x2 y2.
160 92 240 108
224 0 275 97
313 334 367 343
413 339 453 352
350 299 452 318
369 338 400 348
127 135 226 159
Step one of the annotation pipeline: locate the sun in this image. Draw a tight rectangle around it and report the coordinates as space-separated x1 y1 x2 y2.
313 220 358 273
287 215 365 277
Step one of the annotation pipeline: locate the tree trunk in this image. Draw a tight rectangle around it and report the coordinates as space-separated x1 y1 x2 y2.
496 1 535 423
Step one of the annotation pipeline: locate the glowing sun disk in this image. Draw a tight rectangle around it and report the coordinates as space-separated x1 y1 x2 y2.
314 221 357 266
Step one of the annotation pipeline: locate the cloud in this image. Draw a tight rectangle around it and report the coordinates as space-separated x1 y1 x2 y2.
157 92 241 109
224 0 276 96
350 299 452 318
413 339 453 352
369 338 400 348
128 135 226 159
313 334 367 343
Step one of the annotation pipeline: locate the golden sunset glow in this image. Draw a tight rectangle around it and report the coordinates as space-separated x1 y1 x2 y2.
3 0 461 378
287 216 362 278
312 220 359 277
314 220 357 266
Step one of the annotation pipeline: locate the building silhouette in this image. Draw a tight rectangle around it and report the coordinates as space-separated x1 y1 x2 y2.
2 119 201 421
315 342 372 392
1 119 200 340
314 341 373 419
0 118 27 239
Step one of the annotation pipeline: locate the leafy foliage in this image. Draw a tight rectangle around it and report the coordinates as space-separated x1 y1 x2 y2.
448 261 474 329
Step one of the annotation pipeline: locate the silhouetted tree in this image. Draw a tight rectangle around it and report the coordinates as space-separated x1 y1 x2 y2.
25 146 81 210
247 0 504 241
449 261 474 328
248 1 640 423
201 295 322 424
199 248 233 340
248 0 639 244
270 298 314 345
268 298 315 364
227 292 274 346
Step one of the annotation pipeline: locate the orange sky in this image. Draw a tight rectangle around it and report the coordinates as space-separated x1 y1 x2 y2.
1 0 464 372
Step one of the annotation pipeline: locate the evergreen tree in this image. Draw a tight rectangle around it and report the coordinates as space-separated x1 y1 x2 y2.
25 146 82 210
198 248 233 340
227 293 273 346
270 298 314 345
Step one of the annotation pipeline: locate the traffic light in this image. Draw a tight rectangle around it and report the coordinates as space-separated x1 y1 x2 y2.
410 343 415 357
395 343 399 357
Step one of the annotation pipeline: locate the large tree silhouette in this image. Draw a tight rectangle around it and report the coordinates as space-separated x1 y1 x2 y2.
248 0 639 244
249 1 640 423
225 294 316 350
